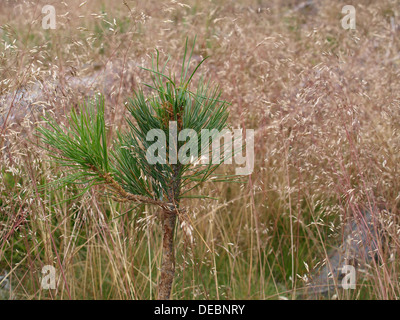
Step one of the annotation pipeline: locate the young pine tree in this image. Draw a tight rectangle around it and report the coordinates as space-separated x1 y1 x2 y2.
37 40 230 300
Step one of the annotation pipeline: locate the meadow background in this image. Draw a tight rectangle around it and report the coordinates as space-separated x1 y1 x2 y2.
1 0 400 300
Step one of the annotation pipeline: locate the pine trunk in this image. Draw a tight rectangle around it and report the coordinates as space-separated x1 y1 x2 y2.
158 210 177 300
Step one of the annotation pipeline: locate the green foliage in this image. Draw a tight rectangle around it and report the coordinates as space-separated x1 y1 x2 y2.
118 38 229 201
37 95 111 186
37 39 230 205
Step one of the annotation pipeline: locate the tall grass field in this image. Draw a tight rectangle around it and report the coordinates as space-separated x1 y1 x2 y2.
1 0 400 300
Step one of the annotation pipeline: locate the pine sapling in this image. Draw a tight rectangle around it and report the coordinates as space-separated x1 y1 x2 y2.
37 39 230 300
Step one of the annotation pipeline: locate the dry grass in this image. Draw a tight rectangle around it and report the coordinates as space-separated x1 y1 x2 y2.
1 0 400 299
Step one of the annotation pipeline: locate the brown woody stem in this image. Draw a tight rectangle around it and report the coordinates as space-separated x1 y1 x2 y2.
158 208 177 300
158 163 181 300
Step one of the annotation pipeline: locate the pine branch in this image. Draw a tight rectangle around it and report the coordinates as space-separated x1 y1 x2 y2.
88 163 173 210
